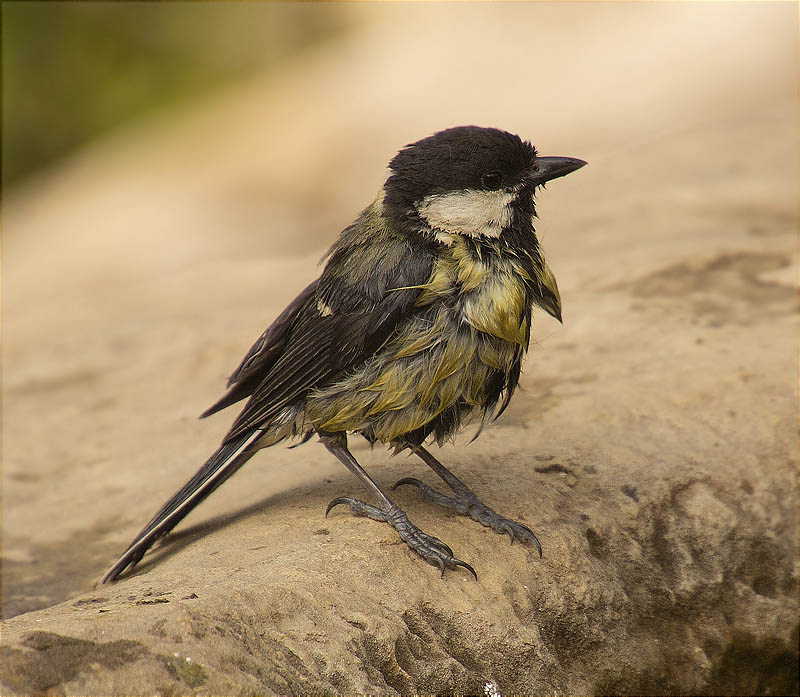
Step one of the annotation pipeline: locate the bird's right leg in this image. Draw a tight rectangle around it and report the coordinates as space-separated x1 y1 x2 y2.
394 445 542 556
320 431 476 579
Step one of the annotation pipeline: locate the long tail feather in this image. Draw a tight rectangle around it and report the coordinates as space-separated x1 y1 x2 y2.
101 432 259 583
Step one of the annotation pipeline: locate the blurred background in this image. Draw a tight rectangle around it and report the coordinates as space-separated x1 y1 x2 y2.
2 0 797 642
2 2 347 187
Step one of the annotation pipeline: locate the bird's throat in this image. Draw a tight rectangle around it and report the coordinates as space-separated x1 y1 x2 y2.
415 188 517 239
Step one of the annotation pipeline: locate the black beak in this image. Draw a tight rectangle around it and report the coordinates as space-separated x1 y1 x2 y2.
529 156 587 185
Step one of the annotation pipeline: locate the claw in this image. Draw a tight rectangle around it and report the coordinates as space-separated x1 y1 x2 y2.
453 559 478 581
425 536 454 558
325 497 352 517
392 477 425 491
516 522 542 557
502 523 516 545
501 520 542 557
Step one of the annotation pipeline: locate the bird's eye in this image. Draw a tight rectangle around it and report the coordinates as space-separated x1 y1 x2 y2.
481 171 503 190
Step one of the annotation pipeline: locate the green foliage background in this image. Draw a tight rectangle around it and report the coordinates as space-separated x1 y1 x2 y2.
2 2 347 187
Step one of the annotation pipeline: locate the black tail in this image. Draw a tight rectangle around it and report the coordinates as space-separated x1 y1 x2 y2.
101 432 258 583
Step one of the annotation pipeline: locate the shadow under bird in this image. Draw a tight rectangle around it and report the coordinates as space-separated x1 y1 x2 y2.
102 126 586 583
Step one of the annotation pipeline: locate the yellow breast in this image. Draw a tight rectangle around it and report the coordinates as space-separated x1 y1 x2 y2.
416 238 531 346
304 237 533 442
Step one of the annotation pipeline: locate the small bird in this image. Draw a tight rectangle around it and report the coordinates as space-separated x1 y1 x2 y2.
101 126 585 583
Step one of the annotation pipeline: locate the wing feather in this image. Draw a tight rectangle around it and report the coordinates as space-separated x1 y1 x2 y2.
208 218 437 443
200 280 320 418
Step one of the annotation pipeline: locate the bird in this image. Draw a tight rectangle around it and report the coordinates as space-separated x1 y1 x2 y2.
101 126 586 584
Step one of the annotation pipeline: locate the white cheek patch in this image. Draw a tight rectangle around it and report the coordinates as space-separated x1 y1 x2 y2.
416 189 517 238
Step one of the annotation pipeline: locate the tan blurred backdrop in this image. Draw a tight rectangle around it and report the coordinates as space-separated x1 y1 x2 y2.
3 1 797 624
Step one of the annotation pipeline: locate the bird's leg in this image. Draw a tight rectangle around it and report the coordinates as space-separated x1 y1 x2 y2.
394 445 542 556
320 432 476 579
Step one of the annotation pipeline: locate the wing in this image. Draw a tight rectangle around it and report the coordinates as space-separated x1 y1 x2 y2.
206 207 437 444
200 279 320 418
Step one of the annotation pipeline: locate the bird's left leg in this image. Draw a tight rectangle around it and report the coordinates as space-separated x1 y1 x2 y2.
394 445 542 556
320 432 477 579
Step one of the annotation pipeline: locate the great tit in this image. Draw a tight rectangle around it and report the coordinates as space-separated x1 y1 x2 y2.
102 126 586 583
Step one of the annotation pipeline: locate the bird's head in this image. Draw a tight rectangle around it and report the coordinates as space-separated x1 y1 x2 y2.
383 126 585 241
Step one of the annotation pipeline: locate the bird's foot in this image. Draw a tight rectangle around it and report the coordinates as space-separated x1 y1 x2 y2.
326 497 477 579
393 477 542 557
